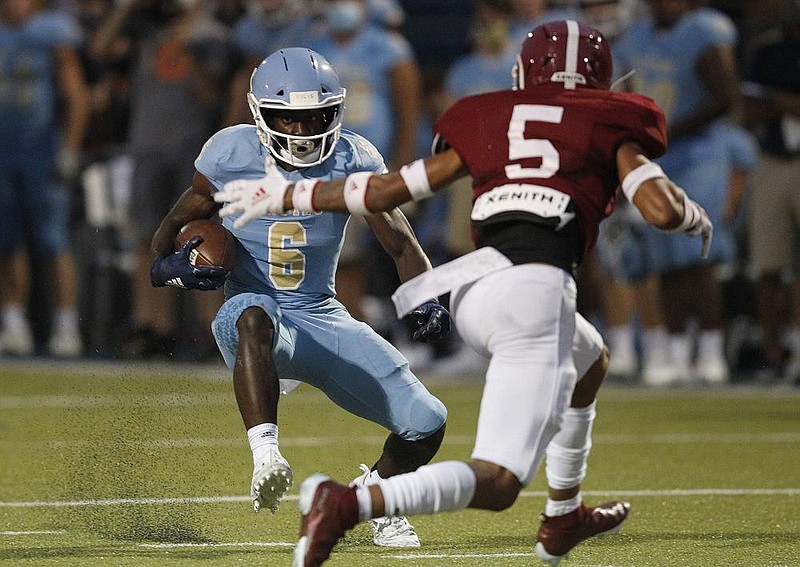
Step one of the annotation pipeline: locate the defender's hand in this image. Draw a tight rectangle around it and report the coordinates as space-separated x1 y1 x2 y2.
150 236 228 290
408 300 452 343
691 209 713 259
683 199 713 259
214 157 290 228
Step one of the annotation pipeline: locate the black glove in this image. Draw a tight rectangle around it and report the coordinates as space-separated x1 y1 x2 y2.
150 236 228 291
408 299 451 343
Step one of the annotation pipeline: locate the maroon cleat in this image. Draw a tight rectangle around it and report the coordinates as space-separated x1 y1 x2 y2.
535 501 630 565
293 474 360 567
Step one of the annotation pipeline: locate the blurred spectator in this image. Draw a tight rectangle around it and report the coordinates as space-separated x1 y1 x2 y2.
590 119 756 384
741 0 800 385
613 0 739 385
397 0 472 82
367 0 405 30
212 0 247 29
303 0 422 324
589 201 673 383
308 0 420 170
224 0 314 125
89 0 232 360
579 0 640 42
0 0 90 358
67 0 135 358
509 0 579 45
409 0 517 375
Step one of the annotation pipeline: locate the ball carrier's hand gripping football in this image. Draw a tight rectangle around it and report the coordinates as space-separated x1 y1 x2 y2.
215 157 293 227
150 236 228 290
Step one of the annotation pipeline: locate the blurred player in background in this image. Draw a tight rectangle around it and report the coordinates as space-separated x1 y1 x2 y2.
0 0 90 358
148 47 449 548
214 21 713 565
741 0 800 385
90 0 232 360
613 0 739 385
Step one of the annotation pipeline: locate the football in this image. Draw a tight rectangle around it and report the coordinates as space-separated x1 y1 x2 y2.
175 219 236 272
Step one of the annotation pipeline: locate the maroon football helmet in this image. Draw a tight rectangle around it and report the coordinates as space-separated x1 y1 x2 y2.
513 20 613 91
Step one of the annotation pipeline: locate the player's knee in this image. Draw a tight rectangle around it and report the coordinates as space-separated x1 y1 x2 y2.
409 396 447 440
470 460 522 511
236 307 274 345
395 379 447 441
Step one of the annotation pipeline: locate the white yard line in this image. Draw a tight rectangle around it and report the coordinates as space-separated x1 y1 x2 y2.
2 488 799 508
0 530 65 535
383 553 536 559
139 541 294 548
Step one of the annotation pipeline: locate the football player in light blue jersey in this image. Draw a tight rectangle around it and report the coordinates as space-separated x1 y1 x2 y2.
613 0 739 385
0 1 89 358
148 47 449 548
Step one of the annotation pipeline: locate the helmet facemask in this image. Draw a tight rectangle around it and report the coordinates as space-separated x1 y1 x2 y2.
249 93 343 168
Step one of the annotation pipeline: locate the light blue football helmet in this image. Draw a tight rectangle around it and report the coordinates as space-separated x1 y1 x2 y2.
248 47 346 168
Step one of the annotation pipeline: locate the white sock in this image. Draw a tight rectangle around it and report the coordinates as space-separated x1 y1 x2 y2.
607 325 634 354
545 493 582 517
355 485 373 522
642 326 668 362
546 402 595 490
669 333 692 367
53 308 79 331
380 461 476 517
247 423 278 465
697 329 724 362
2 304 28 331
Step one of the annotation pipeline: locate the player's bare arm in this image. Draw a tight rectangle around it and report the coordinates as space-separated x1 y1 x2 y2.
364 209 432 283
616 141 684 229
616 140 713 256
151 172 220 257
285 148 468 214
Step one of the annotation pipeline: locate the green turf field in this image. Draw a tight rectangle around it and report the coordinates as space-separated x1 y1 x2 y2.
1 360 799 566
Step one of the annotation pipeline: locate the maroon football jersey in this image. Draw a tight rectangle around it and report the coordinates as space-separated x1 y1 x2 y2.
434 84 667 259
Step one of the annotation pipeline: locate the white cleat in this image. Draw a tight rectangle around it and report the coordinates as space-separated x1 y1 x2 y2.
0 325 34 356
695 355 729 385
251 445 293 513
48 327 83 358
371 515 420 547
351 463 421 548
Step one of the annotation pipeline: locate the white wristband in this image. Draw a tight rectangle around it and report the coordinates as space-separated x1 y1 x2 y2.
621 161 666 202
343 171 373 215
399 159 434 201
291 179 318 213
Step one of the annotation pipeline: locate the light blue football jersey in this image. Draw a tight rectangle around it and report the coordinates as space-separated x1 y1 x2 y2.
613 8 737 128
613 8 739 271
444 46 518 100
232 14 316 61
195 125 386 309
307 25 412 159
202 125 448 438
0 10 81 143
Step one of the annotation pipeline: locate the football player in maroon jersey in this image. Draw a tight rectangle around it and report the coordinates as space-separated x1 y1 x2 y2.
215 20 712 567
